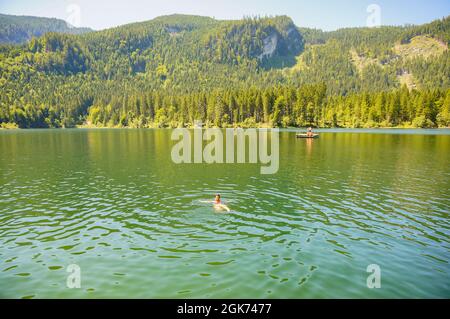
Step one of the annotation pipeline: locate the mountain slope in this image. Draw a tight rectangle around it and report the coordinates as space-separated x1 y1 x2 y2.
0 13 92 44
0 14 449 129
74 15 304 77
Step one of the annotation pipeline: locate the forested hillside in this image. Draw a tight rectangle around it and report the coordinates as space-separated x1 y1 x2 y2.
0 13 91 44
0 14 448 129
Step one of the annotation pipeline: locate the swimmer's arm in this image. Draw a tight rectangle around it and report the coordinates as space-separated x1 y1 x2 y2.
215 204 231 212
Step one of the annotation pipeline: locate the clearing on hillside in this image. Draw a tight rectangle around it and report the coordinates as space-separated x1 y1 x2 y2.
394 35 447 59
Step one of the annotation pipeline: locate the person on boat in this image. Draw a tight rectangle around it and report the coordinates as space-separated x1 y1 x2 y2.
307 127 313 137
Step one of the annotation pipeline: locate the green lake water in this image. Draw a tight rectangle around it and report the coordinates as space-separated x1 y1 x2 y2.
0 128 449 298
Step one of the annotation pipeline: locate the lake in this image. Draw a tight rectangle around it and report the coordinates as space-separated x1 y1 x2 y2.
0 128 449 298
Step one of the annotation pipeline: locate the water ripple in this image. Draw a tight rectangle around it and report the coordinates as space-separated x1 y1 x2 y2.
0 129 449 298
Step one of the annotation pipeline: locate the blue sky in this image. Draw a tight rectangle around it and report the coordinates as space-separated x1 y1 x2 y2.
0 0 449 31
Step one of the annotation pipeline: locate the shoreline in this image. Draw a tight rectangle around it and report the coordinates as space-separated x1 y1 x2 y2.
1 126 449 130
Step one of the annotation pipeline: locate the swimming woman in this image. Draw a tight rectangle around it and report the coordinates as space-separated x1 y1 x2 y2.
200 194 230 212
214 194 230 212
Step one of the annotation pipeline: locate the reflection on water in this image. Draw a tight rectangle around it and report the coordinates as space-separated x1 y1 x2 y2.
0 129 449 298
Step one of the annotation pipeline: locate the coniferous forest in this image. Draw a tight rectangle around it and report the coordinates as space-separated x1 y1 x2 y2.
0 14 449 129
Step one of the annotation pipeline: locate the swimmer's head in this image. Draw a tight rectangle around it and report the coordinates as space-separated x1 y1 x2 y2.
215 194 221 202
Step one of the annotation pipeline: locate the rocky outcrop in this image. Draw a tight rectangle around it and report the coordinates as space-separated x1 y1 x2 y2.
257 25 304 62
258 33 278 60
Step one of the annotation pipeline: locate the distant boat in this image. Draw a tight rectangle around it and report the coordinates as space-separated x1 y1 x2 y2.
296 133 319 138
